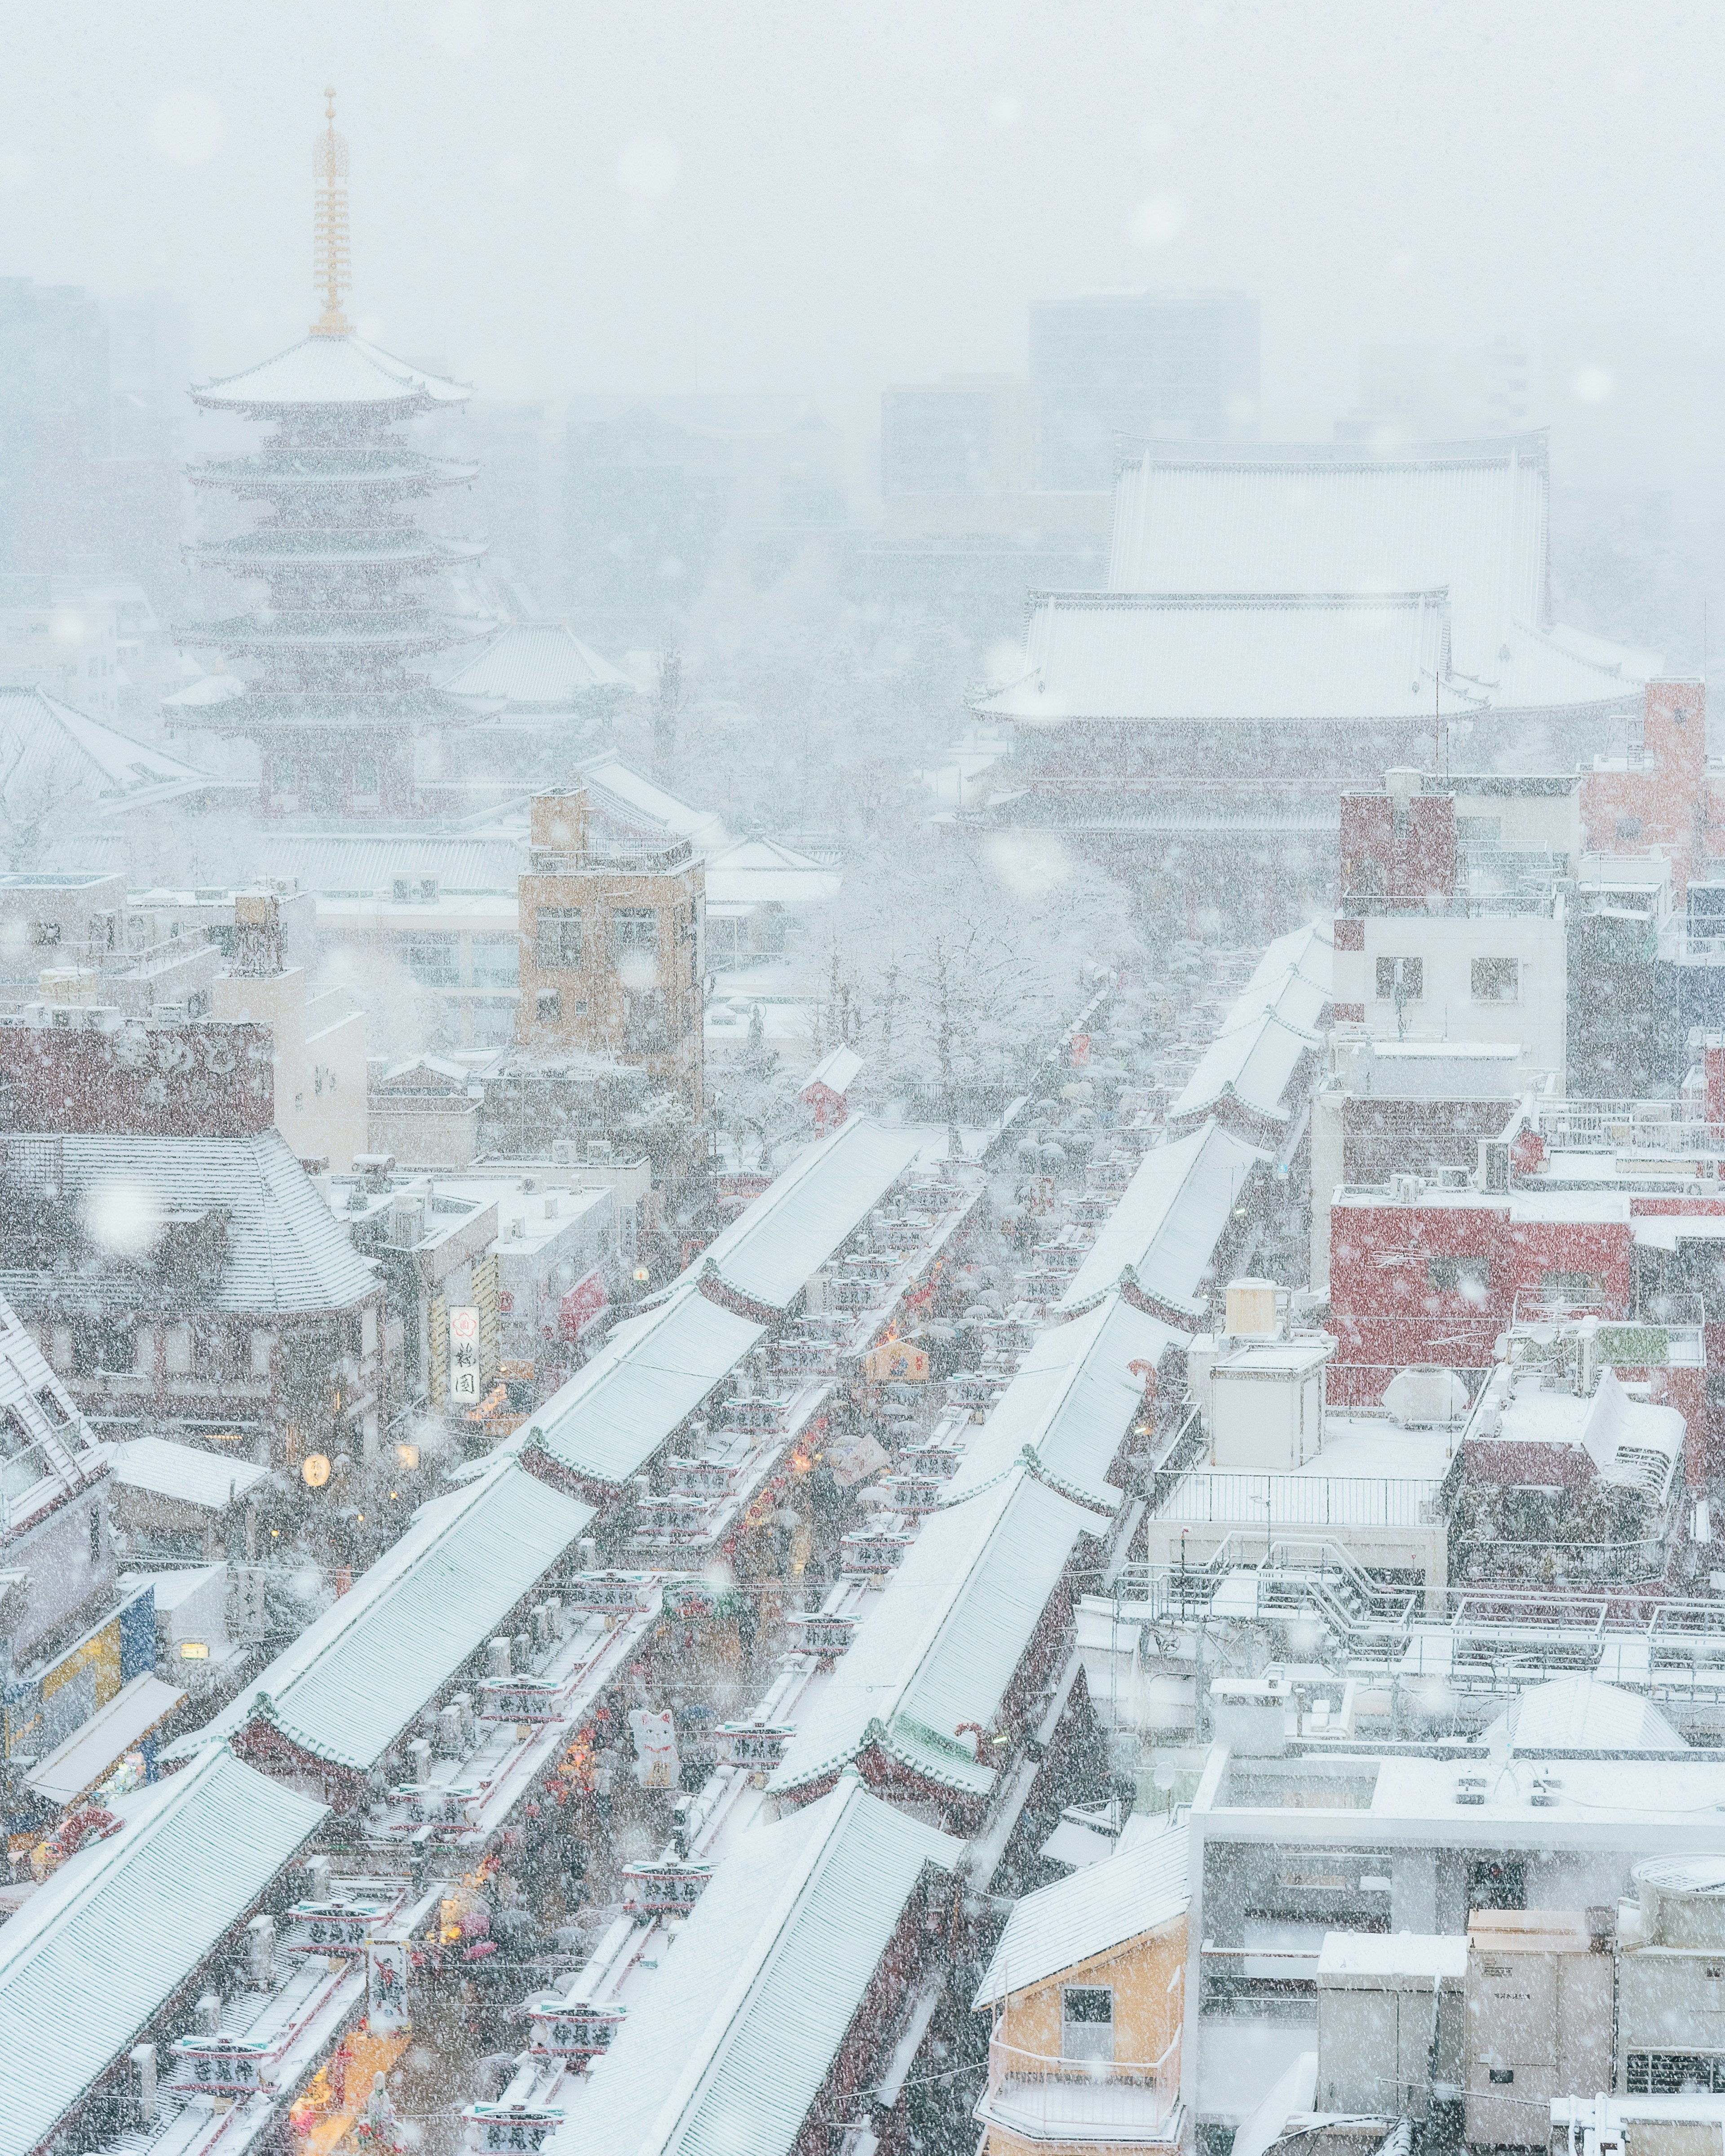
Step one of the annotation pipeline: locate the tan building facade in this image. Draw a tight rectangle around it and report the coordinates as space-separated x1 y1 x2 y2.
513 788 705 1115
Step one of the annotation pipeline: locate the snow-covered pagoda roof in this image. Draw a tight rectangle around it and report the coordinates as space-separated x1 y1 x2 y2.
769 1463 1110 1803
1057 1118 1271 1318
191 331 471 416
976 589 1491 727
169 1458 592 1772
1168 923 1334 1132
441 621 630 708
0 1745 326 2156
566 1773 957 2156
1103 433 1657 707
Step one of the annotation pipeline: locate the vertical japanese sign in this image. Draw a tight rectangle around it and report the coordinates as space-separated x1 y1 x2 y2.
449 1305 482 1405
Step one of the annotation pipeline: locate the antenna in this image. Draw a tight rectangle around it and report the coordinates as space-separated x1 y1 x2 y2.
310 86 351 337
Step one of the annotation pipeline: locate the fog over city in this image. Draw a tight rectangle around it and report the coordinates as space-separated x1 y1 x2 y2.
7 8 1725 2156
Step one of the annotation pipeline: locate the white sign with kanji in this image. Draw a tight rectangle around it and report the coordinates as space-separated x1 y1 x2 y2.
449 1305 481 1403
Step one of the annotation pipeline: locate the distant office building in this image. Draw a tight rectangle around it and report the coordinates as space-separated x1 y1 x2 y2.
1028 289 1259 490
1337 335 1533 447
880 376 1029 499
0 279 111 575
561 395 846 642
106 289 192 462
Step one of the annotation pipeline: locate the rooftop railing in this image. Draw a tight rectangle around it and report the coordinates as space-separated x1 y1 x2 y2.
1154 1471 1440 1530
978 2034 1181 2143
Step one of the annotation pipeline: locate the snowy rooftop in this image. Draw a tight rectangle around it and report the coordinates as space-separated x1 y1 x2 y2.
974 1814 1189 2006
441 620 629 706
560 1774 956 2156
106 1435 271 1511
1104 435 1655 705
705 836 843 908
0 685 218 817
1057 1118 1270 1316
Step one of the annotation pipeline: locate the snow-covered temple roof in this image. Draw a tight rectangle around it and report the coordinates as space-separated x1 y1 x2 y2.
441 621 630 707
0 686 221 816
1102 433 1655 710
976 589 1490 726
564 1774 957 2156
169 1459 592 1772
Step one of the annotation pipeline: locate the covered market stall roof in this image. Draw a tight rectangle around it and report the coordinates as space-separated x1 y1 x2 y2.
769 1465 1110 1804
562 1772 957 2156
680 1117 924 1312
518 1285 764 1493
1057 1120 1270 1319
951 1291 1182 1503
168 1459 592 1773
0 1745 326 2156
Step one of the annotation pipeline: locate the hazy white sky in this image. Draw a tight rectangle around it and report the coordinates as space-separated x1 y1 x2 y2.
2 0 1720 475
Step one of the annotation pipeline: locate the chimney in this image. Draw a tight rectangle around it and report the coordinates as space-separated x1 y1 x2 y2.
247 1913 275 1986
529 787 591 867
487 1635 512 1677
305 1852 332 1901
230 892 284 978
131 2043 157 2125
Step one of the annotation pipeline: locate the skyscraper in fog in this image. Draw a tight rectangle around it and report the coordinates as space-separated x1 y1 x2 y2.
1028 288 1259 490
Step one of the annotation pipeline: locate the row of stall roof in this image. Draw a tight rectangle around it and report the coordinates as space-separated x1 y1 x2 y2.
1057 1117 1270 1318
517 1117 927 1493
0 1746 327 2156
1168 920 1332 1140
172 1458 593 1774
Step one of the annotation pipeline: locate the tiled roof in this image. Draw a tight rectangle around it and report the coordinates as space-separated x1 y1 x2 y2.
973 1815 1189 2006
974 590 1487 726
0 1131 379 1316
441 622 629 705
1169 932 1332 1129
770 1467 1107 1802
171 1459 592 1771
519 1286 763 1491
1057 1121 1271 1317
706 838 843 907
0 1745 326 2156
0 687 216 817
563 1773 957 2156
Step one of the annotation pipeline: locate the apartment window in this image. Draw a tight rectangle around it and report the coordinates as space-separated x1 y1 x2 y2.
611 908 659 958
1428 1255 1492 1295
1542 1269 1603 1308
1061 1986 1115 2064
1471 957 1519 1003
471 935 519 989
1375 957 1422 1000
1617 815 1643 843
30 920 60 947
535 910 584 968
536 989 562 1021
401 934 458 989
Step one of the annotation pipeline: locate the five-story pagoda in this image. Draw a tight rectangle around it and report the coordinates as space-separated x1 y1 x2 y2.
176 92 488 818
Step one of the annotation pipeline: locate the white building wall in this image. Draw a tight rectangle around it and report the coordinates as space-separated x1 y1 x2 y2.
1341 912 1567 1088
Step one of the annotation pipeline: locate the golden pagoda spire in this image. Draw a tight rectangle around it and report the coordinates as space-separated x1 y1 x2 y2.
310 85 351 337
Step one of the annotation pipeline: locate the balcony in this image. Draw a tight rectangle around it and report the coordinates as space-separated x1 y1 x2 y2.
975 2035 1182 2147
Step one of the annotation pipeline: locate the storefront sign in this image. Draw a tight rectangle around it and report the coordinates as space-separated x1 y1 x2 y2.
449 1305 482 1404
